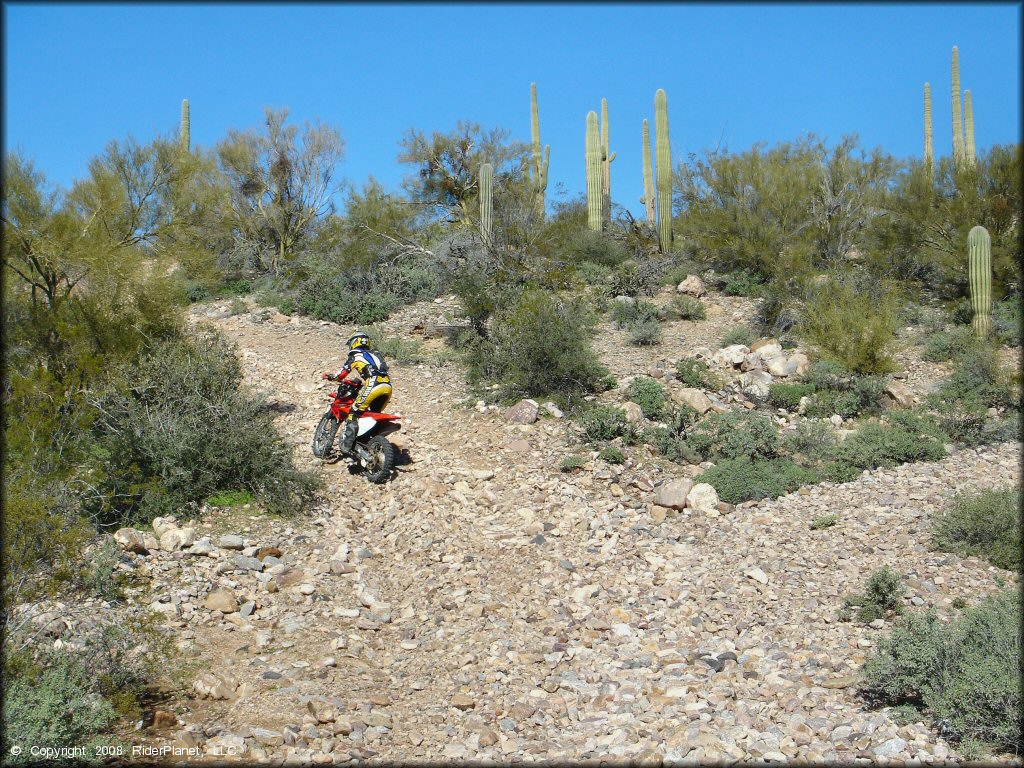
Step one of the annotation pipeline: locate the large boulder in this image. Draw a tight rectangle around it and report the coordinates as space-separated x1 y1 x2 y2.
713 345 749 369
114 528 149 554
766 356 791 377
159 527 196 553
676 275 706 297
505 399 539 425
653 478 694 510
884 380 914 409
672 388 713 415
620 402 645 424
203 589 239 613
151 516 176 539
686 483 720 513
784 353 810 376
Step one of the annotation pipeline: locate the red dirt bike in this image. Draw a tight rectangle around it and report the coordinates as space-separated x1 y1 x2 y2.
311 379 401 484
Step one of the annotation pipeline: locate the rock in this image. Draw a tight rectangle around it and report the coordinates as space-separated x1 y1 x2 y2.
785 352 810 376
307 700 338 723
158 527 195 552
830 414 844 426
744 567 769 585
505 399 539 425
239 601 255 618
821 675 857 689
676 275 706 297
672 388 713 415
766 356 791 377
255 546 283 560
203 589 238 613
152 516 176 538
686 483 719 513
621 401 645 424
749 338 781 354
507 438 531 453
451 693 476 710
114 528 149 554
219 534 244 550
152 710 177 729
884 380 914 409
653 478 693 510
187 537 214 556
542 401 564 419
713 344 749 368
193 672 237 700
649 505 669 524
235 555 264 572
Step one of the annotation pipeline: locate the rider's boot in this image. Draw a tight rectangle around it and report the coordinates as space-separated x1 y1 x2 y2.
340 418 358 454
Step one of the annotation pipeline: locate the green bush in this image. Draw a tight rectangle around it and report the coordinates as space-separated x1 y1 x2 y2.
686 410 780 461
675 358 720 390
464 288 609 407
921 326 977 362
214 277 252 298
90 330 319 524
627 318 662 346
207 489 255 507
579 404 632 443
598 445 625 464
75 538 125 602
991 294 1021 347
697 457 818 503
610 298 659 328
781 419 839 465
722 269 763 297
641 425 699 463
559 455 587 472
663 295 707 321
571 230 629 267
607 257 664 298
296 271 398 325
802 361 887 419
841 566 905 623
367 326 426 364
798 273 901 374
769 382 815 410
575 260 613 288
827 415 946 478
932 487 1020 571
859 590 1021 755
627 377 669 420
810 514 838 530
936 344 1014 411
941 409 1019 448
720 325 755 347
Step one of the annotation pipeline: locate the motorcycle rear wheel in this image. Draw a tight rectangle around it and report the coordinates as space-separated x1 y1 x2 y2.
363 435 395 483
312 413 340 458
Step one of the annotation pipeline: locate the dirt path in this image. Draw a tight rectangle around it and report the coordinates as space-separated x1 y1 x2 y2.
140 298 1020 764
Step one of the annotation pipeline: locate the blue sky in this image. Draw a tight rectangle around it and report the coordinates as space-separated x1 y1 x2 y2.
4 3 1021 216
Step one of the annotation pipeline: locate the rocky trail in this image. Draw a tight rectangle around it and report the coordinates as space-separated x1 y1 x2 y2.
122 293 1019 764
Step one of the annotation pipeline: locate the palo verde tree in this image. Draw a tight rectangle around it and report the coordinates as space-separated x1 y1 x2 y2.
216 107 345 275
397 120 528 224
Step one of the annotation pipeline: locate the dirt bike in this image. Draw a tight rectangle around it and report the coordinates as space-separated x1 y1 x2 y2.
311 379 401 484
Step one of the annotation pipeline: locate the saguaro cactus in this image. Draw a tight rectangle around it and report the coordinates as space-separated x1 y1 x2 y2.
967 225 992 339
654 89 672 252
585 112 602 232
641 119 656 223
180 98 190 151
923 83 933 170
529 83 550 220
964 90 976 168
951 47 964 166
479 163 493 245
600 98 616 226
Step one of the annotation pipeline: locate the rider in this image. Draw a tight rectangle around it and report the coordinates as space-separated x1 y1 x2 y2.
323 331 392 454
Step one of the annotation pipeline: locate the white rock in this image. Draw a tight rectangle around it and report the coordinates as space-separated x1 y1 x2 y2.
620 401 645 424
676 275 706 297
745 567 769 585
653 478 694 510
672 388 713 414
686 483 719 513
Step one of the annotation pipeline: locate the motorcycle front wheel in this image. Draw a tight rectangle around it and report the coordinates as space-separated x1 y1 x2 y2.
312 412 340 458
363 435 395 484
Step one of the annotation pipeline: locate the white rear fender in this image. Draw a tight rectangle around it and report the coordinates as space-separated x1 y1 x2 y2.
356 417 376 436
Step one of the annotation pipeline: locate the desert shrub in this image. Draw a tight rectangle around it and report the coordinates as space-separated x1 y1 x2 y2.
769 382 816 410
571 229 629 267
798 273 901 374
575 260 613 288
366 325 426 364
464 288 609 407
559 455 587 472
89 330 319 524
295 270 398 325
932 487 1019 571
697 457 818 503
627 377 669 420
720 325 755 347
627 318 662 346
663 295 707 321
598 445 625 464
685 410 780 461
721 269 763 297
810 514 838 530
781 419 839 465
641 426 699 463
990 293 1021 347
859 590 1021 755
675 358 722 390
610 298 659 328
936 343 1014 411
826 415 946 479
921 326 977 362
841 566 905 623
607 256 664 298
579 404 632 443
941 409 1019 448
2 649 117 761
802 361 887 419
214 277 252 298
228 298 248 316
74 538 125 602
206 489 255 507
